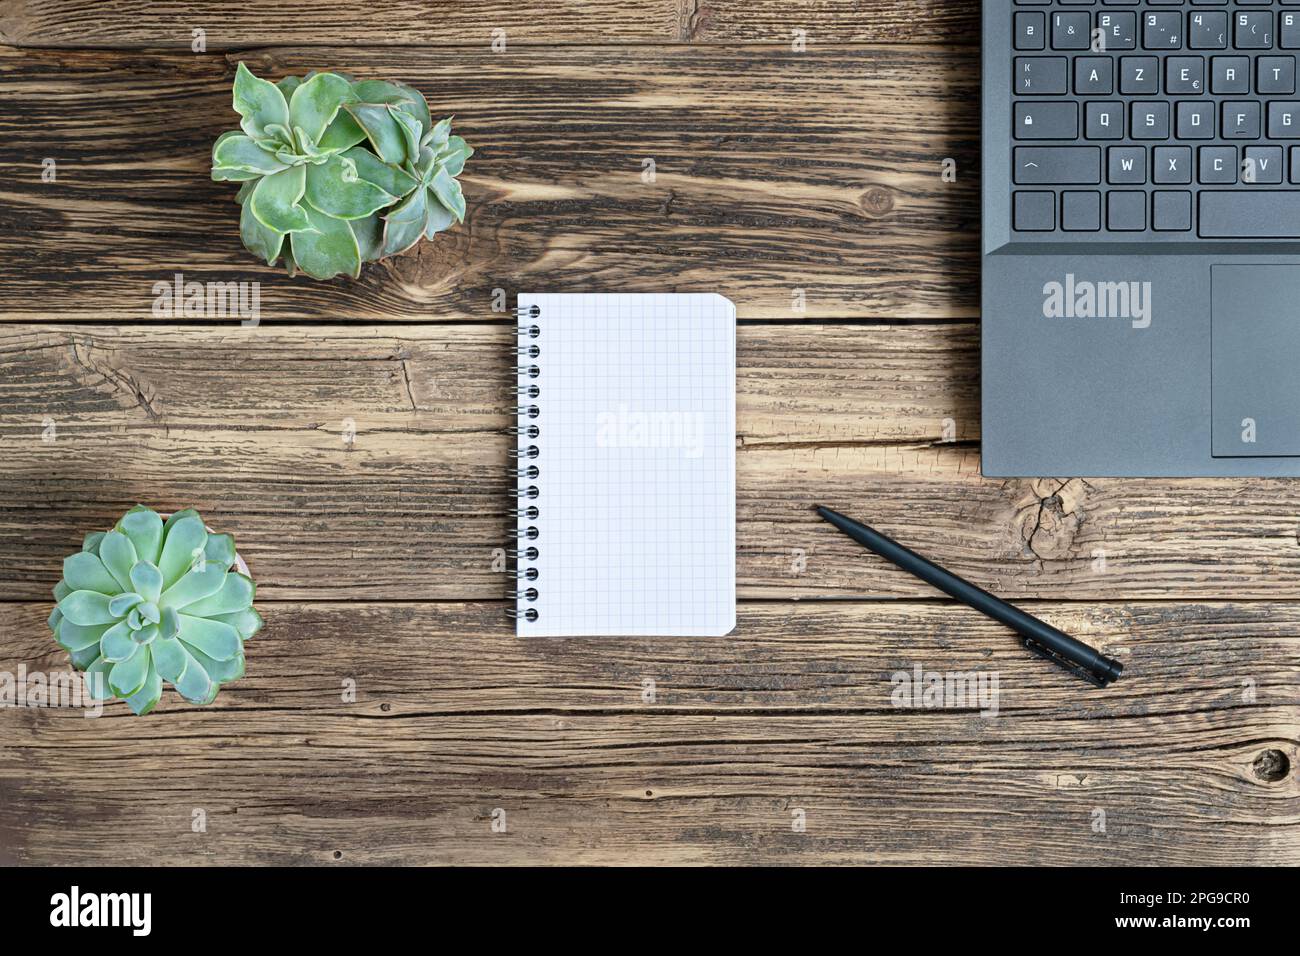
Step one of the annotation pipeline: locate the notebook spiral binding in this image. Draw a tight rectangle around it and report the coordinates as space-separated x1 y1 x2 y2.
506 303 542 622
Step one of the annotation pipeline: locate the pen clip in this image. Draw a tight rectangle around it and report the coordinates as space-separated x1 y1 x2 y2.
1022 637 1108 687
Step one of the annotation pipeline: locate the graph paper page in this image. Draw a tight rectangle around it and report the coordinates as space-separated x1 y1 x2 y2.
516 293 736 637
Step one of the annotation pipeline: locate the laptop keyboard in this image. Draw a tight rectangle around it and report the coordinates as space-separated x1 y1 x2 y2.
1011 0 1300 237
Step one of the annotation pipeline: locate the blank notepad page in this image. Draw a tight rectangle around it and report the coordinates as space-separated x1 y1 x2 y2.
515 293 736 637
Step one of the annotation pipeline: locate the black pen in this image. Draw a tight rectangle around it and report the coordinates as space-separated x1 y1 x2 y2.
815 506 1123 687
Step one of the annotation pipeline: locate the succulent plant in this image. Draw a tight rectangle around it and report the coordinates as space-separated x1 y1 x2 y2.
48 506 262 715
211 62 472 280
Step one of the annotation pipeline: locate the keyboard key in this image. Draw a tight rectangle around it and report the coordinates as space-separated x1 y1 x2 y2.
1015 12 1046 51
1109 145 1147 184
1016 57 1069 94
1284 12 1300 51
1075 56 1114 94
1268 101 1300 138
1132 102 1171 139
1211 56 1250 93
1155 146 1192 184
1234 11 1273 50
1014 146 1102 184
1086 101 1125 139
1223 102 1262 138
1015 101 1078 139
1176 101 1215 139
1292 146 1300 184
1107 191 1147 231
1061 191 1101 232
1013 191 1055 231
1188 11 1228 50
1096 11 1136 52
1143 12 1182 51
1165 56 1205 93
1153 191 1193 232
1052 11 1091 50
1243 145 1284 184
1199 145 1238 183
1259 56 1297 94
1120 56 1160 94
1200 192 1300 237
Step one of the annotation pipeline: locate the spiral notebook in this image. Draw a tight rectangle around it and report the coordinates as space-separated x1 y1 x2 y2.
512 293 736 637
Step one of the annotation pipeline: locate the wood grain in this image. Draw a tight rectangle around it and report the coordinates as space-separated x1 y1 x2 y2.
0 44 980 321
6 324 1300 603
1 601 1295 865
0 1 980 49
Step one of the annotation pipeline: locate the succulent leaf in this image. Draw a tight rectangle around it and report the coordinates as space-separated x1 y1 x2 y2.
109 645 151 698
250 165 314 235
203 533 237 572
233 62 290 143
240 199 285 266
304 153 397 220
318 110 368 153
107 592 144 618
178 615 242 662
159 566 226 610
59 590 117 626
97 530 138 592
150 636 189 683
380 187 428 258
160 605 182 641
212 133 287 177
291 203 362 280
125 665 163 716
82 531 105 554
275 75 302 100
341 146 419 199
429 167 466 223
424 194 456 240
184 572 255 618
100 621 138 663
83 657 114 701
157 514 207 589
63 551 120 595
288 72 355 144
129 561 163 603
214 607 264 641
391 107 423 167
174 656 213 705
117 506 164 566
351 213 384 262
57 619 111 652
344 102 408 165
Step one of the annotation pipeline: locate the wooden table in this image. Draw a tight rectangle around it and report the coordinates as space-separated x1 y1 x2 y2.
0 0 1296 866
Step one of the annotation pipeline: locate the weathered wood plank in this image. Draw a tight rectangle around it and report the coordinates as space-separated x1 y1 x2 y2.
1 601 1295 865
0 1 979 49
4 324 1300 602
0 44 979 321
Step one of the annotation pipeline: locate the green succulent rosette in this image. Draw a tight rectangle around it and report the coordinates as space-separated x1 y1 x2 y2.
212 63 472 280
49 506 262 715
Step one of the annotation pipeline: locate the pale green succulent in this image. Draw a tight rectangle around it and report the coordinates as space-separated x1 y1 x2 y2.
212 62 472 279
49 506 262 715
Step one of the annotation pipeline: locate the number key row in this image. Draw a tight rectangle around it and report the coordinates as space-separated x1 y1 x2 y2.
1015 11 1300 53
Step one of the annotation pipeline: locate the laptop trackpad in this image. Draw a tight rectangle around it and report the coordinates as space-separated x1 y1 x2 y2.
1212 265 1300 457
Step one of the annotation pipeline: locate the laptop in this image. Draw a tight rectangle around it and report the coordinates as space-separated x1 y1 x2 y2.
983 0 1300 477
